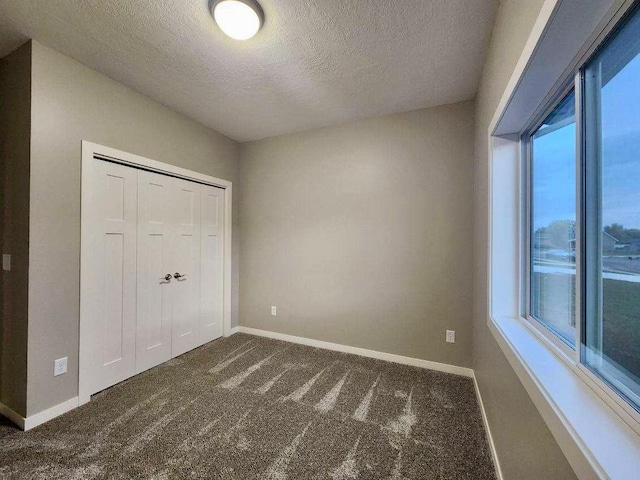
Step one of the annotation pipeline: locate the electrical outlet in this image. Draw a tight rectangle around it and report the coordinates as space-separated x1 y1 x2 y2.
2 254 10 271
54 357 68 376
271 306 277 316
446 330 456 344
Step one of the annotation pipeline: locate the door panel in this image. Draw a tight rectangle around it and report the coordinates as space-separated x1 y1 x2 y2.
136 171 173 373
86 160 137 395
146 235 165 346
199 185 225 344
172 179 201 357
103 233 125 364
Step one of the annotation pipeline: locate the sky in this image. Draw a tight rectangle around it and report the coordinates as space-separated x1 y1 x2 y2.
532 49 640 232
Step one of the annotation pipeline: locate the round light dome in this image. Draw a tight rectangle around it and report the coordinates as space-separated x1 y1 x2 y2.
211 0 264 41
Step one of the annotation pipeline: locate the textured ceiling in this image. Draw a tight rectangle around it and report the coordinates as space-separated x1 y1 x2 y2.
0 1 498 142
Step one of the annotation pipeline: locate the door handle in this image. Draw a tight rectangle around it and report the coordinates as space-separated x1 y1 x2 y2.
174 272 187 279
163 274 172 281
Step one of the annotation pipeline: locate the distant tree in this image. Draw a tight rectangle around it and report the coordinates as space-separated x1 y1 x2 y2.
625 228 640 240
547 220 575 249
604 224 640 243
605 223 626 241
533 226 549 249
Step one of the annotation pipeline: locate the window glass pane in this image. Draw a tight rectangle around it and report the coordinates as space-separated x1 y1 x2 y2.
530 91 576 346
583 5 640 409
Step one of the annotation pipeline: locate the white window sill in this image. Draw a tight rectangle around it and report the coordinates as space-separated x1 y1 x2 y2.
489 315 640 480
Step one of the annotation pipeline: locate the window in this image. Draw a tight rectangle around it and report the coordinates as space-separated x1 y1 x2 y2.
526 3 640 412
529 91 577 347
582 6 640 409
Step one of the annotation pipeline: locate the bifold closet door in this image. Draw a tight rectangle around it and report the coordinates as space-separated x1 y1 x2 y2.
171 178 202 357
83 157 226 396
136 171 173 373
199 185 225 344
83 160 137 395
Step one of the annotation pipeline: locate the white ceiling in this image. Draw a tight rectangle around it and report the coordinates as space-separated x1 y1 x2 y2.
0 0 498 142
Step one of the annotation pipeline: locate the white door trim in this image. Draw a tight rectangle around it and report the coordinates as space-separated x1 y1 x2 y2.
79 141 233 405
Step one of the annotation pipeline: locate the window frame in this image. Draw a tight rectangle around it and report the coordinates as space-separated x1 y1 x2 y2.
521 2 640 429
579 15 640 411
522 79 579 359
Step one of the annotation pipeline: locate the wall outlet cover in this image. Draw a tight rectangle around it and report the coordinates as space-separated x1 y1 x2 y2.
271 306 277 316
446 330 456 343
2 254 10 271
54 357 68 376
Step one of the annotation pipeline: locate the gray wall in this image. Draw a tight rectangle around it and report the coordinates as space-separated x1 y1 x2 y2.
239 102 475 368
27 41 240 416
472 1 577 479
0 43 31 417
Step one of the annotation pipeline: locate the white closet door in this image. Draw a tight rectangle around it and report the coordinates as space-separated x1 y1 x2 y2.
83 160 137 395
199 185 225 345
136 170 173 373
171 178 202 357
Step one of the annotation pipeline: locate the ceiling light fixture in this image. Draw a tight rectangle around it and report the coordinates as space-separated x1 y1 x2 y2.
210 0 264 41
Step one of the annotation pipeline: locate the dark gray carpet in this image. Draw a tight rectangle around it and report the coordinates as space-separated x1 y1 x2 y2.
0 334 495 479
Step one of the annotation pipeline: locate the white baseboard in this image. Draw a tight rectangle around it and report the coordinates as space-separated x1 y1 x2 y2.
228 326 240 336
236 326 473 378
473 374 503 480
1 397 82 432
0 401 26 430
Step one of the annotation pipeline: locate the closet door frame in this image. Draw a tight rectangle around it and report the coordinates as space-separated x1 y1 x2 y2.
79 141 233 405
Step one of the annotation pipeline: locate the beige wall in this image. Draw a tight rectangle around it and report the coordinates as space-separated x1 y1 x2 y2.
0 16 586 479
0 43 31 417
27 41 240 416
472 1 577 479
239 102 475 368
